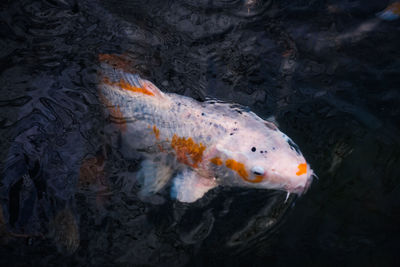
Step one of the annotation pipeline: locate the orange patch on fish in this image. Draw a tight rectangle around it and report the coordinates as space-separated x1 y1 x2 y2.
103 76 154 96
210 157 223 166
225 159 264 183
119 79 155 96
171 134 206 168
225 159 248 180
296 163 307 176
152 125 160 140
98 53 137 73
253 175 264 183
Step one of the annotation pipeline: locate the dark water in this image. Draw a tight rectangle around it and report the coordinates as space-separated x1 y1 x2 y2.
1 0 399 266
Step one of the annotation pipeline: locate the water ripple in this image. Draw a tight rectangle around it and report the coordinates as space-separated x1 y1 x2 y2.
0 0 399 266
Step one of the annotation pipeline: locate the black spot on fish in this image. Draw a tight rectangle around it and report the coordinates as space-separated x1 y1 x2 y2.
230 133 234 135
201 113 205 116
272 147 276 150
236 110 242 114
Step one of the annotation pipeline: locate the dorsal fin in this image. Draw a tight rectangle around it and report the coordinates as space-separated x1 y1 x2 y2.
99 53 165 98
116 72 165 98
135 77 165 98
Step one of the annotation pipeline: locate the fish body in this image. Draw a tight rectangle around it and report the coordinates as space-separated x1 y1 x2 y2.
99 55 314 203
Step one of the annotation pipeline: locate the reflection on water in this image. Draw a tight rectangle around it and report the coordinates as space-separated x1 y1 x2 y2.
0 0 399 266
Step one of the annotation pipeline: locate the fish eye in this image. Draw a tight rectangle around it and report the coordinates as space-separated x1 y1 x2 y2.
251 147 256 152
251 166 264 176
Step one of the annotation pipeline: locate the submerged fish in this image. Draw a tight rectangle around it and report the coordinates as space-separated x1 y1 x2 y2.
378 2 400 21
98 54 314 203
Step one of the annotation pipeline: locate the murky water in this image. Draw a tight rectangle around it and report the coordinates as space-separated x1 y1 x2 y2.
1 0 399 266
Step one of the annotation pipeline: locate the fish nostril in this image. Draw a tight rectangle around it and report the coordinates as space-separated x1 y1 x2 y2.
251 166 264 176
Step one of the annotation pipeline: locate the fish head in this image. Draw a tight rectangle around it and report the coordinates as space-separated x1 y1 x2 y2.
213 118 314 195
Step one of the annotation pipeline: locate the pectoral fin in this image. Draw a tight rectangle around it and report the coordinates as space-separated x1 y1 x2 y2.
137 157 174 197
171 170 217 203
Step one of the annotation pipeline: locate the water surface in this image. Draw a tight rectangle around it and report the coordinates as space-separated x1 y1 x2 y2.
0 0 399 266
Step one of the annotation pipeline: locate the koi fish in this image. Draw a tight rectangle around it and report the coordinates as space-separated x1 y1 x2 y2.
378 2 400 21
98 54 314 203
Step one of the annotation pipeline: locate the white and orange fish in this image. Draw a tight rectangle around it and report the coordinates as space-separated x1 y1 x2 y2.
98 54 314 203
